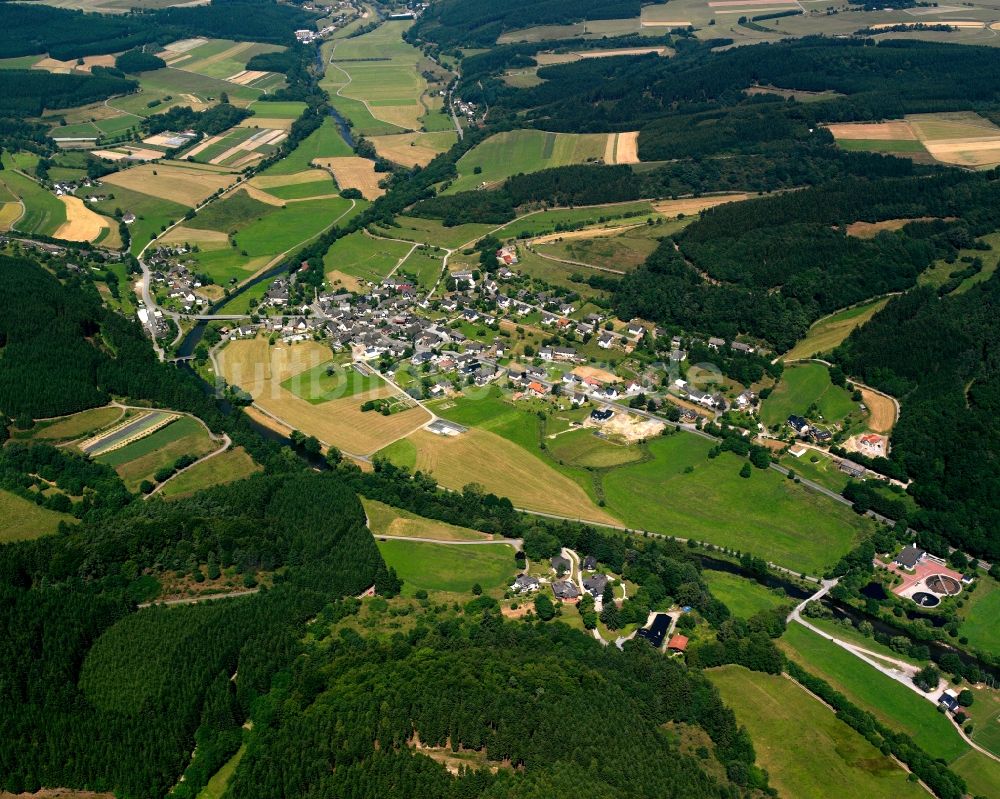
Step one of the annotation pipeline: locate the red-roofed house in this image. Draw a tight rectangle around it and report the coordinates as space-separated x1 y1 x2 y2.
527 381 546 397
667 634 689 653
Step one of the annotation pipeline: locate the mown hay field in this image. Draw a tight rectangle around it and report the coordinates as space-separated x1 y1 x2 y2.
27 406 123 441
54 196 115 243
102 161 239 207
362 497 490 542
783 296 891 360
313 157 385 199
0 489 70 543
371 131 458 168
219 339 429 454
399 427 620 524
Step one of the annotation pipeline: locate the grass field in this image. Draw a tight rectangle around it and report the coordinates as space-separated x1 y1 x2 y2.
83 184 189 255
362 497 490 541
260 118 353 176
445 129 611 194
958 575 1000 657
495 201 659 239
322 21 443 136
280 362 384 403
27 406 123 441
779 622 966 761
397 245 444 289
197 743 245 799
784 297 892 360
377 216 494 249
324 230 415 284
0 154 65 236
375 538 516 597
709 666 927 799
533 223 671 272
159 447 261 499
0 489 71 543
547 428 645 468
601 433 866 574
265 176 338 200
97 416 216 491
778 451 851 494
702 570 792 618
921 231 1000 296
187 190 277 233
760 362 858 428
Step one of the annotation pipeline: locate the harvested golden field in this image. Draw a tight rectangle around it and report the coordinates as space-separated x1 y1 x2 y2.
530 224 637 246
218 339 429 454
0 202 22 230
327 269 365 292
860 388 897 434
241 184 286 206
362 497 490 541
652 193 756 217
825 121 918 141
921 138 1000 168
313 157 385 199
238 116 295 130
102 162 237 207
158 225 230 247
571 365 620 383
405 427 619 524
612 131 640 164
33 54 115 74
54 196 110 243
371 132 458 168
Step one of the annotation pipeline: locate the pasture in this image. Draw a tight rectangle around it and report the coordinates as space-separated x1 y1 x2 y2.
159 447 261 498
533 223 671 273
958 575 1000 657
0 155 66 237
323 21 444 135
379 216 494 249
702 570 791 618
218 339 430 454
760 362 859 428
784 297 892 360
97 416 216 491
446 129 611 194
708 666 927 799
324 230 415 284
495 201 659 239
601 432 866 574
546 428 644 468
375 538 517 597
0 490 71 543
397 246 444 289
362 497 490 542
260 117 353 175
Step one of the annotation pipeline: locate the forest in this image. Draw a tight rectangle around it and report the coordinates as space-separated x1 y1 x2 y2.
0 69 137 117
0 0 319 60
409 0 645 48
835 275 1000 561
614 171 1000 349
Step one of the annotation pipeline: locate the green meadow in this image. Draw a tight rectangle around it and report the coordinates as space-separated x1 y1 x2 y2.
375 539 516 597
760 362 858 428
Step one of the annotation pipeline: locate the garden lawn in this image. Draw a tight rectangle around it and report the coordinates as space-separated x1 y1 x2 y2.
709 665 927 799
702 570 791 618
760 362 857 427
602 433 865 574
280 362 384 404
0 490 71 543
375 539 516 597
362 497 489 542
